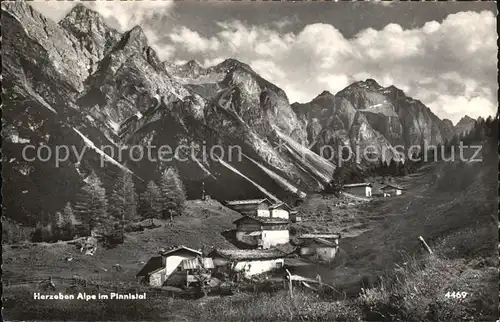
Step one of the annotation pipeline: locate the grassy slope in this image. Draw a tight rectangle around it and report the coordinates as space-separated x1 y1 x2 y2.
291 149 497 295
3 146 498 321
2 200 241 282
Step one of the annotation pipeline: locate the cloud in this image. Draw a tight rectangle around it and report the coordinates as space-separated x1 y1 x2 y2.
145 30 176 61
28 1 78 22
26 2 496 123
31 0 173 30
169 27 220 53
433 95 496 123
272 17 295 30
85 1 173 32
164 11 496 124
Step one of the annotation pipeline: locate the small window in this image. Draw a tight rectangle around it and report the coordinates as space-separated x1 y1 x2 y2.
276 261 283 268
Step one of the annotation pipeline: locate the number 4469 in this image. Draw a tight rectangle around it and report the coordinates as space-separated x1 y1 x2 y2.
445 291 469 299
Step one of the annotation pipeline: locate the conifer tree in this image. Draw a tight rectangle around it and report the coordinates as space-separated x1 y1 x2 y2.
73 171 108 235
398 160 408 176
139 180 162 219
159 167 186 221
109 171 138 221
109 171 138 242
54 211 65 239
61 202 77 240
388 158 398 175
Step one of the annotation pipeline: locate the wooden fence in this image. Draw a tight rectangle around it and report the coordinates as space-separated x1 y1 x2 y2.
5 276 105 288
3 276 199 298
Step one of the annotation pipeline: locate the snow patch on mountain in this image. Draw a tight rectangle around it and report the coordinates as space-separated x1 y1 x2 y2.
72 127 138 177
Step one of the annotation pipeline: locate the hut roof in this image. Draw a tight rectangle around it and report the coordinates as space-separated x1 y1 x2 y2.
343 183 372 188
136 256 163 277
269 202 292 210
380 184 405 190
212 249 286 260
298 233 341 239
310 238 338 247
233 215 288 225
160 245 201 257
225 199 271 206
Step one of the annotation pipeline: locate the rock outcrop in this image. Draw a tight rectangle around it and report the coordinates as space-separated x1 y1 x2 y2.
2 2 335 224
454 115 477 137
3 2 471 225
293 79 457 164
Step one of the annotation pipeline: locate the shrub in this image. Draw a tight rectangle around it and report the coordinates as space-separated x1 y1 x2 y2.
357 255 496 321
434 226 497 259
202 290 363 321
32 223 56 242
2 218 32 244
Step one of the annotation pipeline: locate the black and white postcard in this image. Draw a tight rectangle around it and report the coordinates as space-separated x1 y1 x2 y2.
2 1 498 321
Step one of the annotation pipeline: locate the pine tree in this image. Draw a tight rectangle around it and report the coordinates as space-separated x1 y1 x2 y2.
61 202 77 240
109 171 137 242
374 159 385 177
43 223 54 242
32 223 45 242
73 171 108 235
388 159 398 175
54 211 65 240
486 114 498 138
109 171 138 222
139 181 162 219
329 167 346 197
159 167 186 221
450 134 460 147
435 144 442 161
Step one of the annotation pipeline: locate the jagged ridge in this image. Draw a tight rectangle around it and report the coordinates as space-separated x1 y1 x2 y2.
293 79 461 163
2 2 338 225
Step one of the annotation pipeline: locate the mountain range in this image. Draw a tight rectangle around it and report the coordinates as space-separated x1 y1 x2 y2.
1 2 478 224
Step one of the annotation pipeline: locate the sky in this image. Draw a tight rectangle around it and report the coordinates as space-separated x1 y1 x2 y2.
29 0 497 124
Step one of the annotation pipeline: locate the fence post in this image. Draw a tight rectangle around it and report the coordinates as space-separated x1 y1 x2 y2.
418 236 433 254
285 269 293 298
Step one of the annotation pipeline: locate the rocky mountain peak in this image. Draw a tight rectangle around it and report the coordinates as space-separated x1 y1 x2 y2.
4 1 480 224
456 115 477 128
114 25 149 53
186 59 201 67
180 59 204 75
439 119 455 142
317 90 334 98
128 25 149 44
381 85 406 102
295 75 462 160
309 90 335 108
60 3 118 36
364 78 382 88
337 78 383 97
454 115 477 137
213 58 251 73
58 3 121 76
62 3 101 22
2 1 38 19
459 115 475 122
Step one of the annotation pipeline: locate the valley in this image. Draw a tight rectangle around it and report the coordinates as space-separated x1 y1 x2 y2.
2 2 481 225
1 1 497 321
3 151 497 320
